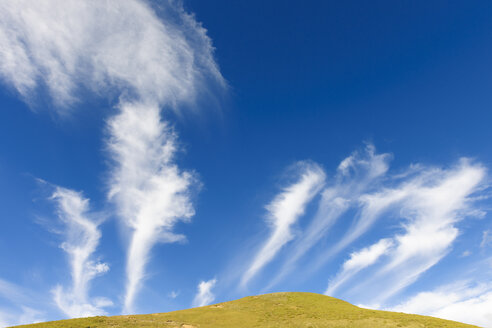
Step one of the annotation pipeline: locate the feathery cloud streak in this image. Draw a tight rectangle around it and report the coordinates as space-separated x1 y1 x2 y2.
386 279 492 327
325 159 486 304
0 0 224 314
0 306 44 328
271 146 391 285
107 103 197 313
0 278 45 326
241 162 326 286
50 187 111 318
482 230 492 249
325 238 393 296
0 0 224 111
192 279 217 307
250 145 486 308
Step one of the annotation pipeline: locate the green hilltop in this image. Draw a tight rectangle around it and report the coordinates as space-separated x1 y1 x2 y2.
13 292 477 328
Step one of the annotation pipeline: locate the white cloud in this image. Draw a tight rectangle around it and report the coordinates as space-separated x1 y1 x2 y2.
0 0 224 111
342 239 393 272
328 159 486 304
0 306 44 327
108 103 197 314
387 280 492 327
370 160 484 302
0 0 224 315
168 291 179 299
17 306 45 326
0 278 27 304
192 279 217 307
482 230 492 249
50 187 111 318
252 146 487 308
325 238 393 296
274 145 391 284
0 314 6 328
0 279 45 326
241 162 326 286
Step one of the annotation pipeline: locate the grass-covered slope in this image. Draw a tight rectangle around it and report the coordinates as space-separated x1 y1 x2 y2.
14 292 477 328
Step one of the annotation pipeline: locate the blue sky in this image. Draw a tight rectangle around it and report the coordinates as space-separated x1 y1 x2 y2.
0 0 492 326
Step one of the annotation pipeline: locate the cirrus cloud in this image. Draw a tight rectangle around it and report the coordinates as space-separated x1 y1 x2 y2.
192 278 217 307
50 186 111 318
241 162 326 286
0 0 225 315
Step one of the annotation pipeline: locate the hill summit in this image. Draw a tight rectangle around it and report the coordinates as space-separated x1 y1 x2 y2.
14 292 476 328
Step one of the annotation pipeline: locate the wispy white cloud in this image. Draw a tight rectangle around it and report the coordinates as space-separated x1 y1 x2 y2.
17 307 45 326
103 1 224 310
0 278 45 326
251 145 487 309
272 145 391 285
0 0 224 315
0 278 28 304
108 103 197 314
0 306 44 327
0 0 224 111
241 162 326 286
0 312 6 328
386 280 492 327
50 187 111 318
325 238 393 296
192 279 217 307
168 291 179 299
326 159 486 304
481 230 492 249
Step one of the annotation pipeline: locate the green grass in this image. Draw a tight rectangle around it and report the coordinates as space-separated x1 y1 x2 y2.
13 292 478 328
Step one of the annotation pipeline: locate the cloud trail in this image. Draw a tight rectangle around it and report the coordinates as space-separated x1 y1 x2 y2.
0 0 224 314
192 279 217 307
0 278 45 326
386 280 492 327
270 145 391 285
0 278 28 304
241 162 326 286
50 187 111 318
107 102 197 313
0 0 224 111
481 230 492 249
0 306 44 327
325 238 393 296
325 159 486 304
250 145 487 308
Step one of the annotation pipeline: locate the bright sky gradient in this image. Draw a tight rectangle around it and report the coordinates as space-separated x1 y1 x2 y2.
1 1 492 327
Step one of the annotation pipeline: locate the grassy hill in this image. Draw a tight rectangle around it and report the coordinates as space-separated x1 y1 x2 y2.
13 292 477 328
